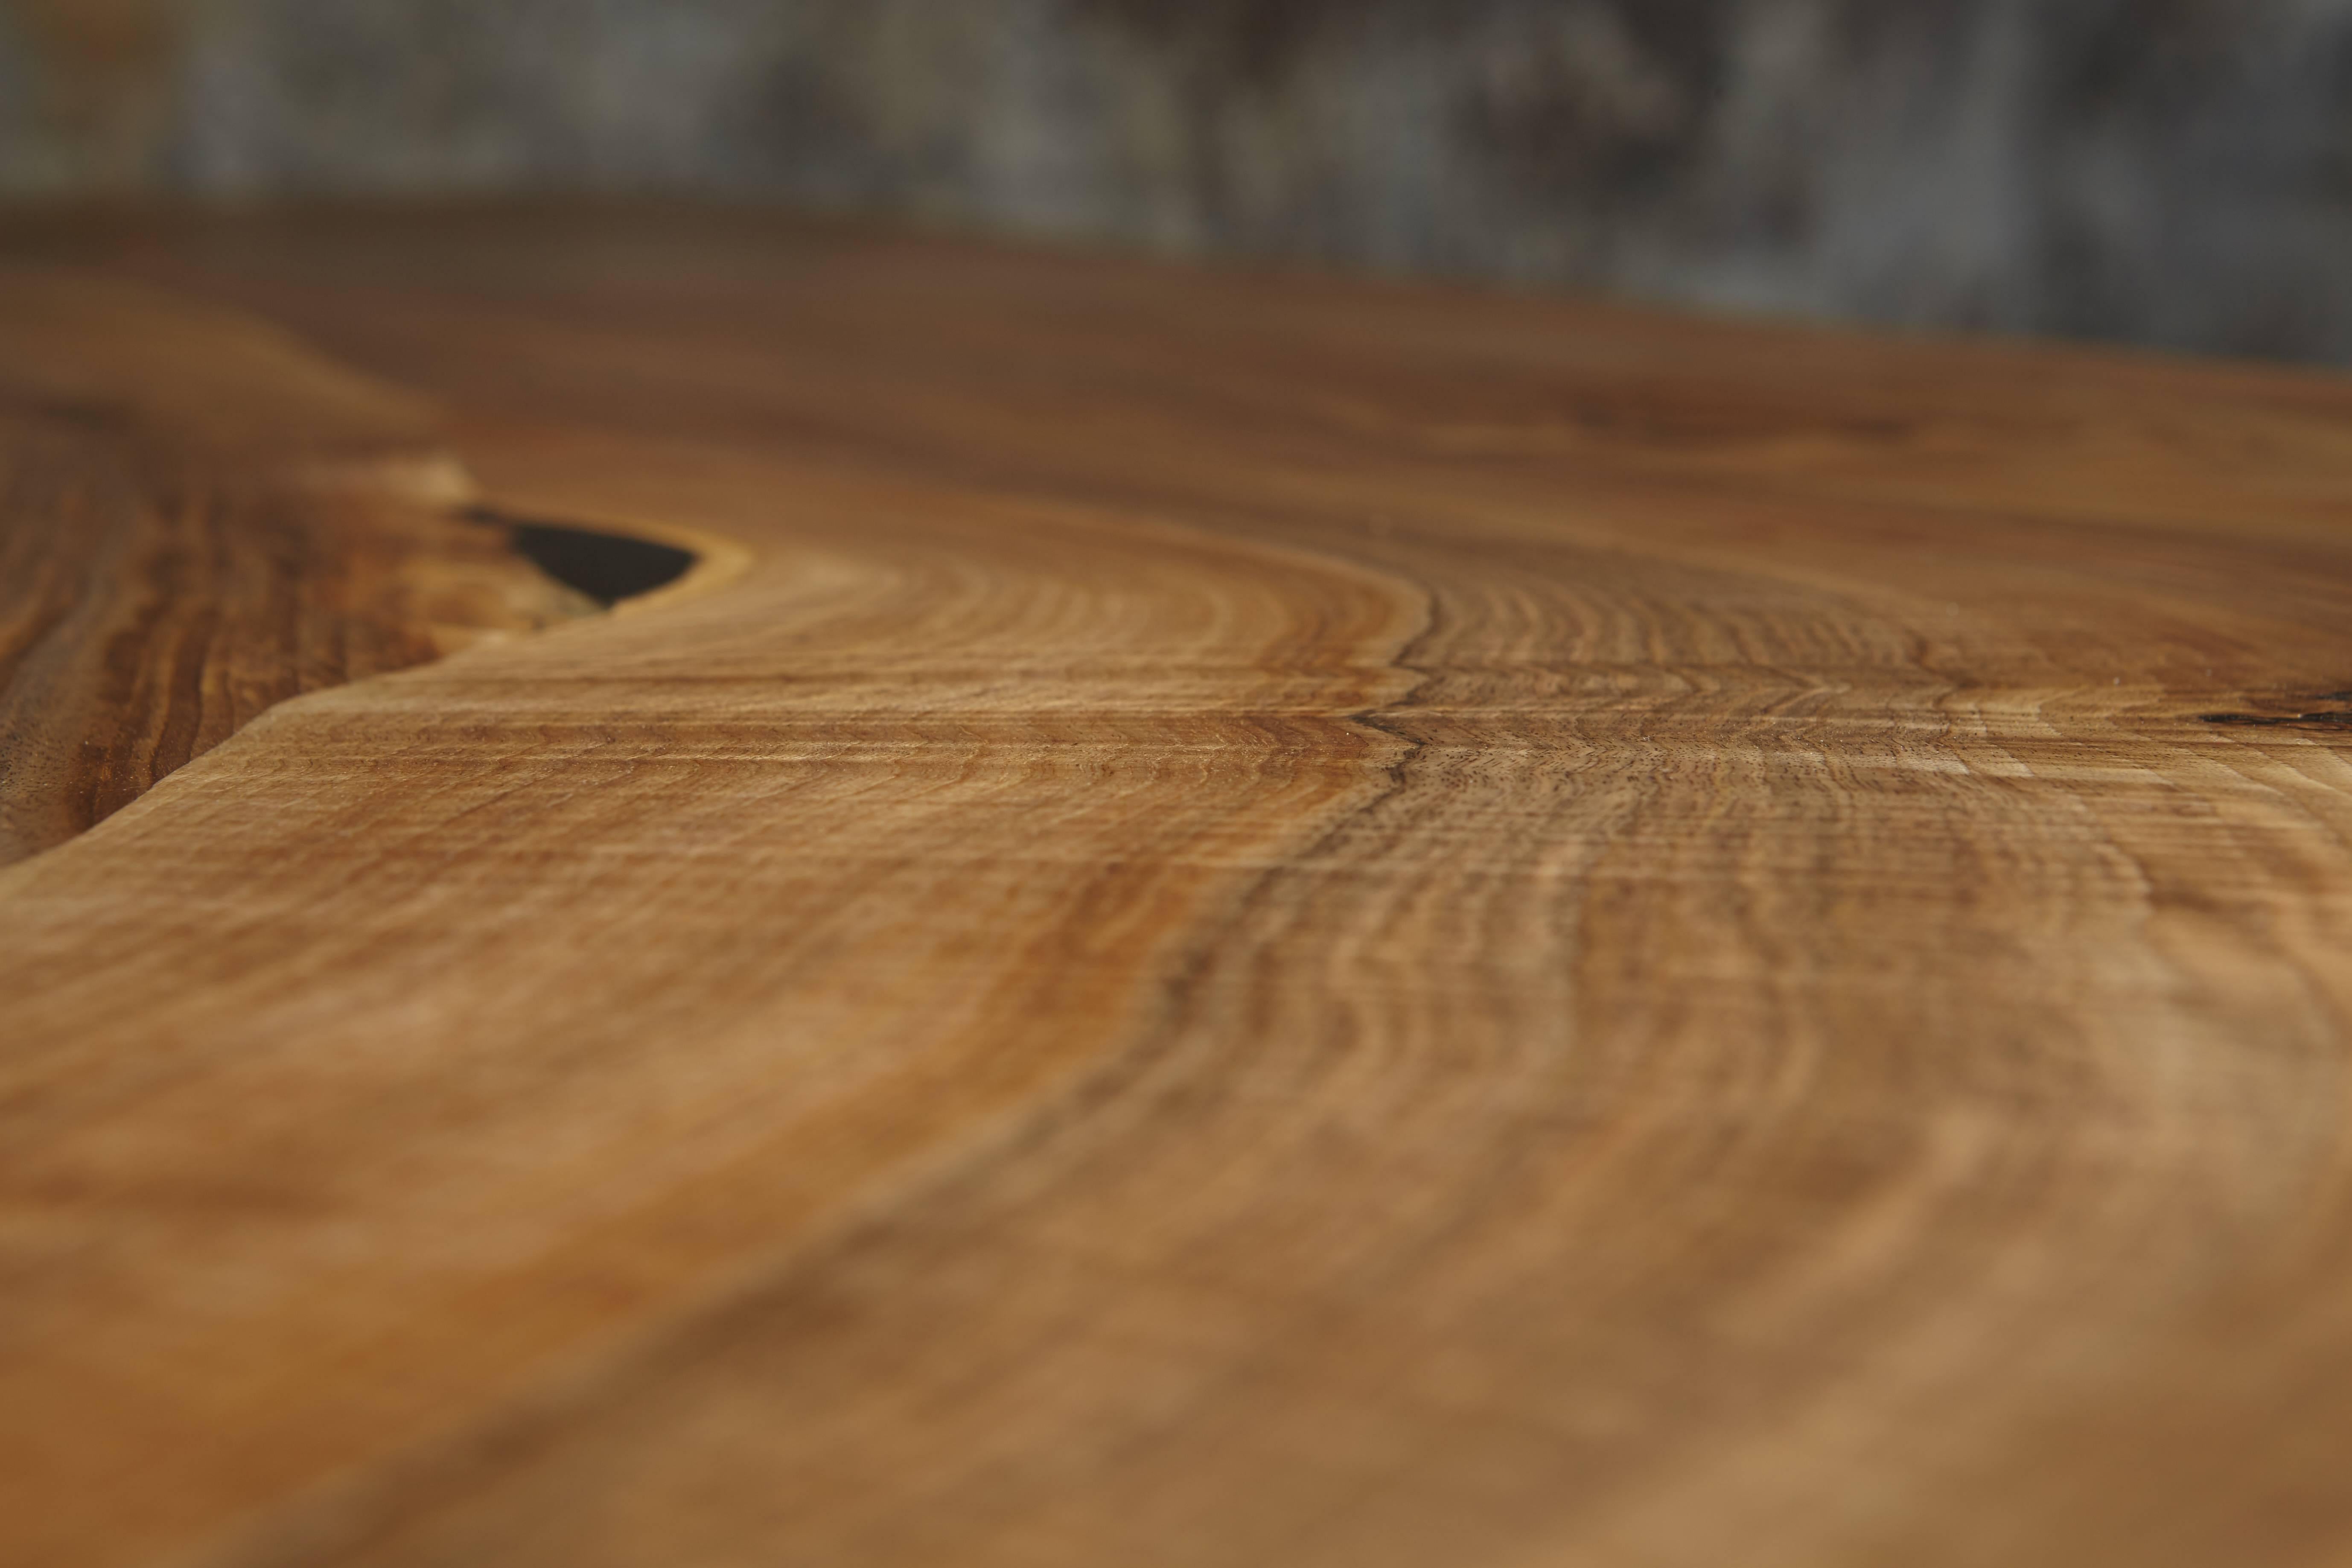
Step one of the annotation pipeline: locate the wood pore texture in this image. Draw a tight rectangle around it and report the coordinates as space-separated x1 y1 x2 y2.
7 207 2352 1568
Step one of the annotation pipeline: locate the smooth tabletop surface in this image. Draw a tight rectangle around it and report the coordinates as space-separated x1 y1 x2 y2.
7 206 2352 1567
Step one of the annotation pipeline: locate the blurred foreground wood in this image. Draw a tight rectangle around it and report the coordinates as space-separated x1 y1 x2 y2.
7 206 2352 1568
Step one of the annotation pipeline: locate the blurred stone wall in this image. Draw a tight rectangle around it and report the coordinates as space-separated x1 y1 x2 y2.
5 0 2352 362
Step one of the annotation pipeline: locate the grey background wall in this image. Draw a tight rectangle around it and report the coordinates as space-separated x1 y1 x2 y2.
6 0 2352 364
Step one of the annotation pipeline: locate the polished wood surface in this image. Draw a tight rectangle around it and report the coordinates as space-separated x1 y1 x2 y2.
0 269 595 864
8 207 2352 1567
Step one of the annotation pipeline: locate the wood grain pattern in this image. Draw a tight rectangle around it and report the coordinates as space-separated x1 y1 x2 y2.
0 270 598 863
8 207 2352 1567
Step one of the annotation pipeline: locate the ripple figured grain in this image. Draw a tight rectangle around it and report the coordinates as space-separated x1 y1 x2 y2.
6 210 2352 1568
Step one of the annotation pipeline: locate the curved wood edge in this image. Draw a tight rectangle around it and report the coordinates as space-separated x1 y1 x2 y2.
0 272 728 866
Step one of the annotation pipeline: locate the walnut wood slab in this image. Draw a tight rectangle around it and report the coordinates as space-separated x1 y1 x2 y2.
8 207 2352 1568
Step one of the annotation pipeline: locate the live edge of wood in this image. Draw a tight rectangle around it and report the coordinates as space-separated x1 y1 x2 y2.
0 269 599 864
7 204 2352 1568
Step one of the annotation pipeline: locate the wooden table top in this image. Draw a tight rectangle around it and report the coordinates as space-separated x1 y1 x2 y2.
8 205 2352 1568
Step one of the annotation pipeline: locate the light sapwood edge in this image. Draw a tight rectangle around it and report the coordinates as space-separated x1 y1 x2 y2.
291 452 751 612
